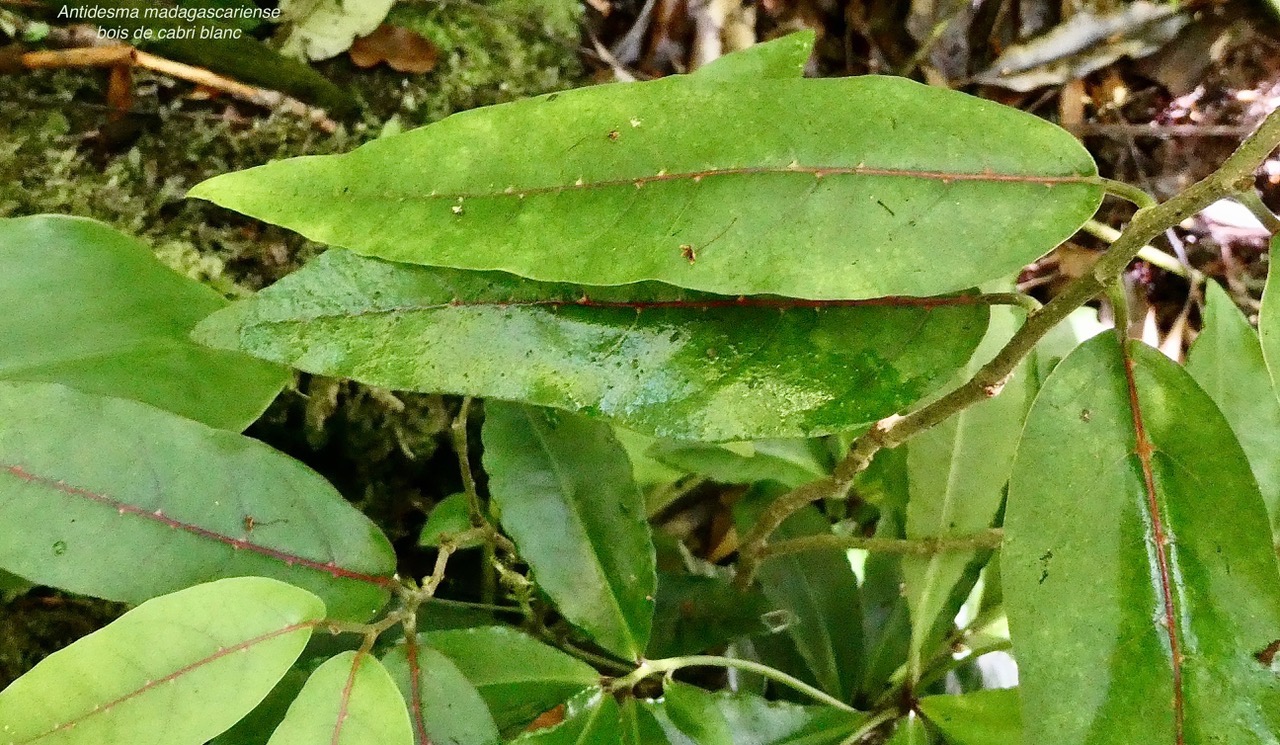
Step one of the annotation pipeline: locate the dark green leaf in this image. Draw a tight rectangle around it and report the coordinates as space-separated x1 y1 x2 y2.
482 403 655 659
1005 334 1280 744
419 627 599 732
856 449 914 698
192 250 990 441
509 689 619 744
649 690 866 745
0 215 287 431
694 31 814 81
189 76 1101 301
736 491 862 701
267 652 413 745
917 689 1021 745
0 577 323 745
620 698 675 745
884 713 931 745
0 381 396 621
647 572 770 658
663 682 734 745
902 307 1030 679
1186 280 1280 537
382 640 501 745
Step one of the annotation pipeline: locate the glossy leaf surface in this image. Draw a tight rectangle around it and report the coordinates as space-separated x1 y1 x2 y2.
192 250 989 441
917 689 1021 745
1186 280 1280 535
267 651 412 745
0 381 396 621
419 627 599 732
382 639 501 745
647 438 831 488
663 682 734 745
189 75 1101 301
649 690 865 745
1005 334 1280 744
0 215 287 431
482 403 655 660
0 577 323 745
902 307 1030 678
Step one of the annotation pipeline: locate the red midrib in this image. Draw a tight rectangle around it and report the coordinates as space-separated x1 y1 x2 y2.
330 650 367 745
403 634 433 745
19 621 318 744
4 464 396 589
1119 347 1185 744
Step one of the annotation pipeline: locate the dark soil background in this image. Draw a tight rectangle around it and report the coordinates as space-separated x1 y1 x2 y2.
3 0 1279 688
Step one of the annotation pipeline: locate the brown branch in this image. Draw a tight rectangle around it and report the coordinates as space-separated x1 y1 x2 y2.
735 106 1280 589
761 528 1004 561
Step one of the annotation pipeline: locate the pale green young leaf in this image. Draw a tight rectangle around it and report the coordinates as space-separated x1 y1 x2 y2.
1186 280 1280 536
902 306 1031 680
192 250 989 442
382 639 500 745
267 652 412 745
1005 334 1280 744
482 403 655 660
917 689 1021 745
419 627 599 732
0 381 396 622
188 76 1101 301
0 215 287 431
0 577 323 745
417 493 483 549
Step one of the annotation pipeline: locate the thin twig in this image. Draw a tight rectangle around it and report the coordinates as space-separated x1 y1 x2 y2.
735 107 1280 589
760 528 1003 561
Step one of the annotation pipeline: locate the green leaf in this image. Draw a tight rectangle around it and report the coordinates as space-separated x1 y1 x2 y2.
509 689 620 744
0 215 287 431
0 381 396 622
1186 280 1280 537
419 627 599 732
1005 334 1280 744
855 448 914 698
647 572 770 658
917 689 1021 745
884 713 931 745
649 690 866 745
192 249 990 441
267 652 412 745
188 76 1102 301
211 667 311 745
736 491 862 701
693 31 814 81
418 493 484 549
482 403 655 659
382 639 501 745
902 306 1030 679
619 699 674 745
663 682 734 745
647 438 831 488
0 577 323 745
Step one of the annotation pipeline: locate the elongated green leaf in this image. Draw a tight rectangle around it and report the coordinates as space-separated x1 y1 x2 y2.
736 491 862 701
619 699 675 745
694 31 814 80
267 652 412 745
1005 334 1280 744
884 713 931 745
648 690 866 745
917 689 1021 745
0 381 396 621
482 403 655 660
647 438 831 488
0 215 287 431
418 627 599 732
856 448 914 698
0 577 323 745
509 689 620 744
902 307 1030 680
211 668 311 745
1186 280 1280 536
192 250 989 441
382 639 500 745
189 76 1101 301
663 683 734 745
